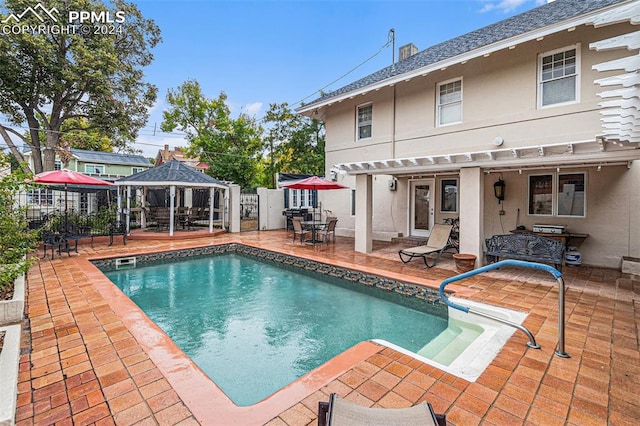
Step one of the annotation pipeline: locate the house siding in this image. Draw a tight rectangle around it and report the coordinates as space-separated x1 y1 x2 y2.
314 17 638 269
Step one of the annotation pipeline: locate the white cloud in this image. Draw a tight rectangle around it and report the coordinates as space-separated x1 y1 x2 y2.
242 102 263 117
479 0 541 13
133 133 188 159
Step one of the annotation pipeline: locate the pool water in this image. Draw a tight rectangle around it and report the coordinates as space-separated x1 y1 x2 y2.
105 253 448 406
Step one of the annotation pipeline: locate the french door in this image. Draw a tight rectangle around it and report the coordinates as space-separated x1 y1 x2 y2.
410 179 435 237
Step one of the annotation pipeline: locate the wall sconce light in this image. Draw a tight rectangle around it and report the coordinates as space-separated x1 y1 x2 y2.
493 177 506 204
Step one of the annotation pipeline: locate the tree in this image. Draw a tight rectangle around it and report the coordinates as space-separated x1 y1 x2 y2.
0 0 161 173
262 103 325 186
161 80 264 189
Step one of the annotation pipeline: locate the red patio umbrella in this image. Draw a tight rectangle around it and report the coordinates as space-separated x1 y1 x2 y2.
30 169 114 222
281 175 347 191
282 176 347 240
31 169 116 187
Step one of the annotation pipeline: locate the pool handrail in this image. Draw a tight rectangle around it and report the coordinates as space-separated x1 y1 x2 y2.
439 259 570 358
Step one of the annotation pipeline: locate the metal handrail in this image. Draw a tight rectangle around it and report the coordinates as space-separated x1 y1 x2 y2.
439 259 570 358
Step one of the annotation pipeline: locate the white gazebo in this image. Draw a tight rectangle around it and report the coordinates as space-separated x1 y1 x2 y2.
115 160 229 236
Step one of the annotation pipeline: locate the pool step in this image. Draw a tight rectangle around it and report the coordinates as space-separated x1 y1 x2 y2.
417 319 483 366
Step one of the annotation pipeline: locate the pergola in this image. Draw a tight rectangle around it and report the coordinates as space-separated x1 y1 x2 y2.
115 160 228 236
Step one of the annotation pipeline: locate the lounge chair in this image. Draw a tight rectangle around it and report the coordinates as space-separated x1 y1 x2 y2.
398 223 453 268
318 393 446 426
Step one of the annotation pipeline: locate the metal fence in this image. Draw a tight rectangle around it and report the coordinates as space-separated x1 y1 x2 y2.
240 193 259 231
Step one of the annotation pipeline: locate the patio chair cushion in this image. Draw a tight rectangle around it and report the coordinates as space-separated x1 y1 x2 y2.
398 224 453 268
318 394 444 426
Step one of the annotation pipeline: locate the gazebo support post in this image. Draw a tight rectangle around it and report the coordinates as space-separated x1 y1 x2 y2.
209 188 215 233
169 185 176 236
126 186 131 233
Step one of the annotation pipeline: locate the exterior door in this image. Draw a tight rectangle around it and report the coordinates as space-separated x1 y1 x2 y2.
410 179 435 237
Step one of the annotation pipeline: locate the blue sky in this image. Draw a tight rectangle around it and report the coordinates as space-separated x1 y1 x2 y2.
132 0 548 157
4 0 547 158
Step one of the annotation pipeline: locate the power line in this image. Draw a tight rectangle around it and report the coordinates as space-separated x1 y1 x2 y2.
1 32 393 153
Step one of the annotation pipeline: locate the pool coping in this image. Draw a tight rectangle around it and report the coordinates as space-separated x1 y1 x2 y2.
87 241 458 425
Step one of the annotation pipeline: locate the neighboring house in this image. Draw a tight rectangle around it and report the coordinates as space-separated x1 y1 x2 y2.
155 144 209 173
24 148 152 179
297 0 640 269
22 149 152 217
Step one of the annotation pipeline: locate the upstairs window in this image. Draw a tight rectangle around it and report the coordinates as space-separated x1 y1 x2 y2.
356 103 372 140
437 79 462 126
538 46 579 108
84 164 105 174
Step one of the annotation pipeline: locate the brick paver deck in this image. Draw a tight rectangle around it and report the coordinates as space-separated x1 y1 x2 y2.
13 230 640 425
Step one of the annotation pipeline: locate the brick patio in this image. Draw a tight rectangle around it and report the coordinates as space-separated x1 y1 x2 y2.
13 230 640 425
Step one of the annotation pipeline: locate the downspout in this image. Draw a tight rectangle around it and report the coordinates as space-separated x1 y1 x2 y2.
392 85 396 159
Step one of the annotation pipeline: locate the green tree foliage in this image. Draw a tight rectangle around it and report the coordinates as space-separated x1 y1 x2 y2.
262 103 325 187
161 80 264 189
0 0 161 173
0 154 38 289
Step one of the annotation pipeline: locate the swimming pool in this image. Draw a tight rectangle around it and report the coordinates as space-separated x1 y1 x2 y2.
102 249 448 406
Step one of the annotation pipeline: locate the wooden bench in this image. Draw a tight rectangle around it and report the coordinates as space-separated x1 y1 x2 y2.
485 233 565 272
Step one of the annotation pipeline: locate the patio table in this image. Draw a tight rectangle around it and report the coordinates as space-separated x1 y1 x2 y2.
301 221 327 244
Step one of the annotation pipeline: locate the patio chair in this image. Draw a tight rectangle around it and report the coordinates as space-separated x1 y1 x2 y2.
155 209 171 231
108 221 127 246
187 207 204 229
41 231 69 259
398 223 453 268
317 219 338 244
291 218 310 243
318 393 446 426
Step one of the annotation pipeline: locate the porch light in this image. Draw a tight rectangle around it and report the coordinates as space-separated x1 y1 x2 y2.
493 178 505 203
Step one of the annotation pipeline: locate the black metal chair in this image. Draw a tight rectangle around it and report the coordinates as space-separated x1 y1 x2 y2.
108 221 127 246
41 231 69 259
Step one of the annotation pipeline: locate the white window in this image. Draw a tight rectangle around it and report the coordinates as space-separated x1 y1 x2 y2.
440 178 458 213
289 189 315 209
356 103 372 140
84 164 105 174
132 167 144 174
54 160 62 170
538 45 579 108
27 188 53 206
437 78 462 126
528 172 586 217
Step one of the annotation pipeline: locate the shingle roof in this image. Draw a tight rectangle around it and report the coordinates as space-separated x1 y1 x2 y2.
71 149 151 167
304 0 625 107
115 160 227 187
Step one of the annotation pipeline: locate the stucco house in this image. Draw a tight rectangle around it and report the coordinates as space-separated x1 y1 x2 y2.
297 0 639 269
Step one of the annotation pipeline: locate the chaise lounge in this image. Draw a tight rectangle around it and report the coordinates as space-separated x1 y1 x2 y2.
318 393 446 426
398 223 453 268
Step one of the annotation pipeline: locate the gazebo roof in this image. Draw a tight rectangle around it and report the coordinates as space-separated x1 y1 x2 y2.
115 160 227 188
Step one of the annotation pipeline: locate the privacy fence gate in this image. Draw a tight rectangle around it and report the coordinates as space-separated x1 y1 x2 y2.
240 192 259 231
